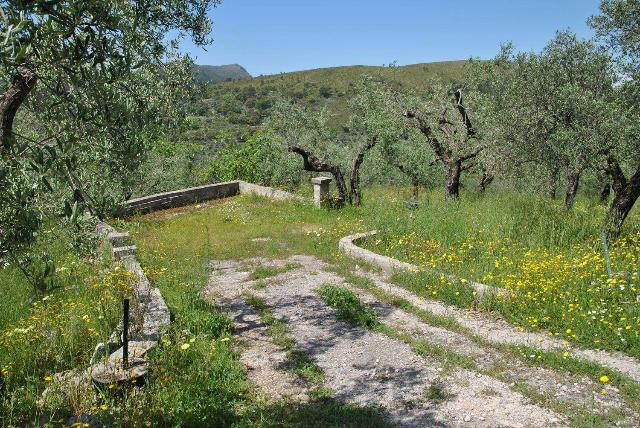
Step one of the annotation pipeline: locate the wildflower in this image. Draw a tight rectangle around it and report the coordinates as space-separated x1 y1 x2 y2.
562 352 569 359
181 343 190 350
100 404 108 411
221 337 230 342
44 375 53 382
599 375 609 383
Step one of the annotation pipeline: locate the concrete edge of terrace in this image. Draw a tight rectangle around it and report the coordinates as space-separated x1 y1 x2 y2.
338 230 502 299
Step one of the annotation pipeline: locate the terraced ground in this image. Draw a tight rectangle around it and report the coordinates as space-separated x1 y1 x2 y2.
128 193 640 427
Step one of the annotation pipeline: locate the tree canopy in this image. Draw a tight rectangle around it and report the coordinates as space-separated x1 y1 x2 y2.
0 0 219 264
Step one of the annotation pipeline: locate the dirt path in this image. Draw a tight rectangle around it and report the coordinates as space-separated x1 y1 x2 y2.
354 267 640 384
204 260 310 402
204 256 637 427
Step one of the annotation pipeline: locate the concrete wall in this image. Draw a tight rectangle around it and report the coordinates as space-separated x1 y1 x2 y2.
239 181 306 202
121 181 241 216
120 180 306 216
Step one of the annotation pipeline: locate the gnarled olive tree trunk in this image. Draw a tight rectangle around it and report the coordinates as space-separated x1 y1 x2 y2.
564 168 582 210
548 166 560 200
444 160 463 199
603 157 640 239
403 89 483 200
291 137 377 207
479 165 494 193
289 145 348 205
349 137 377 206
597 170 611 204
0 65 37 148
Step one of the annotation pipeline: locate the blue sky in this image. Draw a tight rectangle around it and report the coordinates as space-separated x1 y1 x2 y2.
179 0 601 76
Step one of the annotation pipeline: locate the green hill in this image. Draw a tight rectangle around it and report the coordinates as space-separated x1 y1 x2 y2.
195 64 252 83
185 60 468 142
222 60 466 93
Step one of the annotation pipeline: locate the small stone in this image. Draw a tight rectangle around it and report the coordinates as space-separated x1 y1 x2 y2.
464 415 472 422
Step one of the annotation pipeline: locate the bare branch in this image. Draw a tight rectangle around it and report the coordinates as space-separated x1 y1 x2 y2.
289 144 348 204
461 161 478 172
605 155 627 194
403 109 449 163
0 65 38 148
289 145 334 172
454 89 476 136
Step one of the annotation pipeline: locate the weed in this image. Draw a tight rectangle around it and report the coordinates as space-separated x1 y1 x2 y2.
425 381 450 403
248 262 302 280
317 284 380 329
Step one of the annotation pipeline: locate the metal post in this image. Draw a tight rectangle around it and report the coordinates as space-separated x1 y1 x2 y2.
123 299 129 370
601 232 613 279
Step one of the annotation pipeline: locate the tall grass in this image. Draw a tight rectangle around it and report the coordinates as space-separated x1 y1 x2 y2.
0 229 119 425
360 187 640 356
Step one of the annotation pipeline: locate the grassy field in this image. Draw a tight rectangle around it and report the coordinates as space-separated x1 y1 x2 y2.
122 186 640 359
122 188 639 425
360 190 640 357
1 185 639 425
0 228 122 425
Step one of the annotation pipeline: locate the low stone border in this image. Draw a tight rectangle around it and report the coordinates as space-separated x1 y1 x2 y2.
42 221 170 405
339 231 500 299
90 221 170 383
120 180 306 216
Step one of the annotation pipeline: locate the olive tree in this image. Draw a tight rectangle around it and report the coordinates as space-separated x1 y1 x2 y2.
401 80 485 199
471 32 619 210
268 97 382 207
352 76 438 200
0 0 219 264
590 0 640 238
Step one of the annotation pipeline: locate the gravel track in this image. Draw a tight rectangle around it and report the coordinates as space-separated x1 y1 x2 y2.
204 256 618 427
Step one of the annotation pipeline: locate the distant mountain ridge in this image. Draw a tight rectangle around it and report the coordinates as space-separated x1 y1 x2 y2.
195 64 252 83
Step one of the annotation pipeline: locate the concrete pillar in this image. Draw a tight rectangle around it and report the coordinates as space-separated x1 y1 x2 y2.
311 177 332 208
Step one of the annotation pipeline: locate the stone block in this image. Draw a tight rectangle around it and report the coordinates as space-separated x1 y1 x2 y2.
107 231 131 247
311 177 332 208
112 245 137 260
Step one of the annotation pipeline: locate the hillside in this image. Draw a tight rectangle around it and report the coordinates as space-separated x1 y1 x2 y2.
185 60 468 142
195 64 252 83
222 60 466 92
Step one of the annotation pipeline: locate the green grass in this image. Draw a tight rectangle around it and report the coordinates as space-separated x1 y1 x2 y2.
248 262 302 280
124 187 639 358
3 184 639 425
317 285 380 329
0 228 121 426
86 207 390 426
424 381 450 403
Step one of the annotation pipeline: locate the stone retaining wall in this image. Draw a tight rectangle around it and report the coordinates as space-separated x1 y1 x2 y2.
42 221 171 404
120 180 306 216
91 221 170 378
